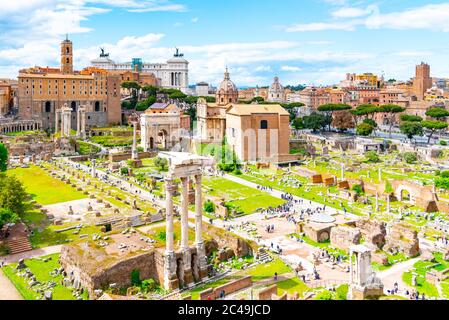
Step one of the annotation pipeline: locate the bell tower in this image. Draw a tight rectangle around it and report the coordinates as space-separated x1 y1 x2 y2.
61 35 73 74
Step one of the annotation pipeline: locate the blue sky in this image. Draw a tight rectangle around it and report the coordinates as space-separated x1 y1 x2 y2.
1 0 449 87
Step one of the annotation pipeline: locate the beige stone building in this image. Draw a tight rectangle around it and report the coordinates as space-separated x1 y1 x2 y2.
17 37 121 130
225 104 291 162
197 69 292 163
0 79 17 117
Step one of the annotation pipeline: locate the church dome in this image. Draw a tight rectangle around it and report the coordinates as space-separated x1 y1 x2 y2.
267 76 285 102
216 68 239 105
269 76 284 93
218 68 238 93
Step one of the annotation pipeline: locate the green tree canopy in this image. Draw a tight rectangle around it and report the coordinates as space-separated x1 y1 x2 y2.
0 173 27 215
0 143 8 172
422 120 449 143
302 113 329 132
135 96 156 111
426 107 449 119
400 115 423 122
356 123 374 136
400 121 423 141
377 104 405 137
0 208 19 229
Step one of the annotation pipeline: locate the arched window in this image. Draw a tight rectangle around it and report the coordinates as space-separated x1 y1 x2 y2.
66 58 70 64
45 101 51 113
95 101 100 112
66 47 70 54
71 101 76 112
260 120 268 130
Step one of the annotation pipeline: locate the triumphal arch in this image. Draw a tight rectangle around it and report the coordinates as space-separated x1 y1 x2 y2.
159 152 214 290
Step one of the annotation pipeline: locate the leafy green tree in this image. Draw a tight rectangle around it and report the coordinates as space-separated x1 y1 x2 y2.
365 151 380 163
121 81 141 109
141 85 158 97
435 177 449 190
400 121 423 142
317 104 352 130
121 100 133 110
169 91 187 101
422 120 448 143
0 143 8 172
302 112 328 133
356 123 374 136
400 115 422 122
0 208 19 229
403 152 418 164
251 96 265 103
349 104 379 125
293 117 304 130
426 107 449 119
377 104 405 137
0 174 27 215
282 102 304 122
352 184 364 196
135 96 156 111
154 157 168 172
204 200 216 213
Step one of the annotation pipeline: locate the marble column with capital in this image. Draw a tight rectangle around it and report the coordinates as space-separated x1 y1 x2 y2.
132 121 138 160
194 174 208 279
180 176 193 286
163 179 179 290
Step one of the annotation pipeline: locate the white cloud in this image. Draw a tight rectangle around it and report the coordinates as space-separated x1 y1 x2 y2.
331 5 376 18
286 3 449 32
393 51 434 57
281 66 302 72
286 21 357 32
254 65 272 72
191 17 199 23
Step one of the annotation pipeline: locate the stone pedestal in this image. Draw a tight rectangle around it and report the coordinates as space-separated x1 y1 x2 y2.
182 249 194 287
164 252 179 290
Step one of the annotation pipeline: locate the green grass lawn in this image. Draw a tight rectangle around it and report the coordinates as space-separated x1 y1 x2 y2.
8 166 86 205
2 253 88 300
401 254 449 298
189 258 292 300
89 135 135 147
30 223 104 248
203 176 285 215
276 278 310 297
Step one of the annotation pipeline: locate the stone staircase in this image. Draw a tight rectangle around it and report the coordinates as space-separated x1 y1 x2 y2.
6 223 33 255
257 251 273 263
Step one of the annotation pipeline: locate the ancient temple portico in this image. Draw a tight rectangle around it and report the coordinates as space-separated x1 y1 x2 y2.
60 104 72 138
0 119 41 135
159 152 214 290
76 105 87 139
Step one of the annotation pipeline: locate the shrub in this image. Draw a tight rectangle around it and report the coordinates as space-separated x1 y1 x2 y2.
154 157 168 172
141 279 157 293
440 140 448 146
204 200 216 213
403 152 417 164
356 123 374 136
120 167 129 176
131 269 141 286
365 151 380 163
352 184 364 196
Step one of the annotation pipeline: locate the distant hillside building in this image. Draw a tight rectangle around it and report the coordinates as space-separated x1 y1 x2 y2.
91 48 189 93
17 37 122 130
413 62 432 101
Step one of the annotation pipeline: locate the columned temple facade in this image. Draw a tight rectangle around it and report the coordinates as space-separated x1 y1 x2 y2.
90 48 189 93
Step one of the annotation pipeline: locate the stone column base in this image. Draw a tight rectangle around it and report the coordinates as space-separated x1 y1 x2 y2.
349 285 384 300
183 268 194 287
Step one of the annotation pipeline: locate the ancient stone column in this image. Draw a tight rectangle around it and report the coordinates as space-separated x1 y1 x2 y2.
165 179 175 253
180 176 193 286
180 177 189 251
164 178 178 290
194 174 208 279
132 120 138 160
76 108 81 137
55 110 60 133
